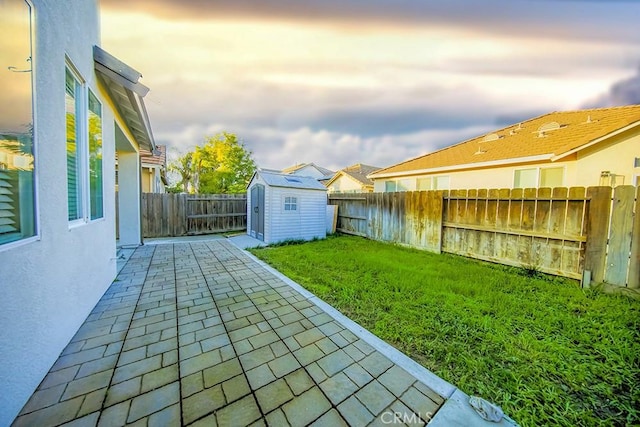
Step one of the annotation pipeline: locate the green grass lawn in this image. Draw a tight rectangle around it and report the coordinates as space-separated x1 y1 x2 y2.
250 235 640 427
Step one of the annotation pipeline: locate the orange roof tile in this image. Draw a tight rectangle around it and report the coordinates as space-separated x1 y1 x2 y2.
371 105 640 177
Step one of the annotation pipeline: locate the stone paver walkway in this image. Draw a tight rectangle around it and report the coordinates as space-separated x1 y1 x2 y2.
14 240 505 426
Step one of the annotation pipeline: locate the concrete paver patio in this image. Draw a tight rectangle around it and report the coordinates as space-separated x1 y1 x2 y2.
14 239 512 426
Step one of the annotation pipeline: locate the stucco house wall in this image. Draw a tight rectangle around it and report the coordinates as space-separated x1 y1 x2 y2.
0 1 151 424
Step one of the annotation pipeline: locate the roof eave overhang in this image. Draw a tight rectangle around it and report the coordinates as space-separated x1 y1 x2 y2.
551 120 640 162
368 154 554 179
93 46 156 152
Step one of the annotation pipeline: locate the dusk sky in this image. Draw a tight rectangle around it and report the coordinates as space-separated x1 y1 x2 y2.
99 0 640 172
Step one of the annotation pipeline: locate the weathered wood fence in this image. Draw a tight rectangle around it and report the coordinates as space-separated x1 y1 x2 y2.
142 193 247 238
329 185 640 287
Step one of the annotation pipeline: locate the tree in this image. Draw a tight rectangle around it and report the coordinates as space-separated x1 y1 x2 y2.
168 151 194 193
168 132 256 194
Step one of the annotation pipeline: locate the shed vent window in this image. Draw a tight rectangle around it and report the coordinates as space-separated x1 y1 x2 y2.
284 196 297 211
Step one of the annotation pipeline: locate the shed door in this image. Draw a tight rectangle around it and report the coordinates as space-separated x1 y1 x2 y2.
250 184 265 241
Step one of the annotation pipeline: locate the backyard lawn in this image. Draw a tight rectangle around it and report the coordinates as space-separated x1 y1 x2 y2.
250 235 640 427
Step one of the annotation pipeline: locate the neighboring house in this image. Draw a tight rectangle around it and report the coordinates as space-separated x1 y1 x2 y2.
326 163 381 193
247 170 327 244
140 144 168 193
282 162 335 183
0 1 156 424
370 105 640 192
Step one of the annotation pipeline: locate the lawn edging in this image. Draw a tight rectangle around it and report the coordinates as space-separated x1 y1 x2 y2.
233 241 518 427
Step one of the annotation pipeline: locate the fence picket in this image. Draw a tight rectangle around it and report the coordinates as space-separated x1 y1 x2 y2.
329 185 636 284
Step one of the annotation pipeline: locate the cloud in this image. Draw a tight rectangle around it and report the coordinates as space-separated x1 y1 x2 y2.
158 123 493 172
100 0 640 44
582 67 640 107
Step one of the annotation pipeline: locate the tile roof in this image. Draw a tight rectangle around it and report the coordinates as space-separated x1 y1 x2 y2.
371 105 640 177
140 145 166 168
332 164 381 186
282 162 335 177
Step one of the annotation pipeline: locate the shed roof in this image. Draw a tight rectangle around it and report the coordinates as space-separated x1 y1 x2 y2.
281 163 335 178
255 170 327 191
370 105 640 178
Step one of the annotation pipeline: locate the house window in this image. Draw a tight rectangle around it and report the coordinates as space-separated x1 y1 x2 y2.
66 66 84 222
284 196 297 211
514 167 564 189
0 0 35 246
514 168 537 188
397 179 412 192
384 181 397 192
66 65 104 223
88 90 103 219
416 177 432 191
539 167 563 188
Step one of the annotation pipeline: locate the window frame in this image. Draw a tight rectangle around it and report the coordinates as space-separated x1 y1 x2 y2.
88 88 103 220
0 0 38 251
513 166 565 189
65 58 105 227
65 62 86 226
284 195 298 212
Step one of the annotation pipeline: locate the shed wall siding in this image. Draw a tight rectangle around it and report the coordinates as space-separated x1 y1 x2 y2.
267 187 326 244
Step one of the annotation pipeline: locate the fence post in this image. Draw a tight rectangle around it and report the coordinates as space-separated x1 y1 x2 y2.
627 186 640 288
584 186 612 284
604 186 635 286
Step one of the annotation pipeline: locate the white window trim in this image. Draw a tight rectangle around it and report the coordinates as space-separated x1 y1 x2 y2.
87 88 104 220
65 58 90 228
0 0 39 250
513 165 566 189
283 195 298 212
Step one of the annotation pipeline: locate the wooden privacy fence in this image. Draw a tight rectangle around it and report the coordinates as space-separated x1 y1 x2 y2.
329 185 640 287
142 193 247 238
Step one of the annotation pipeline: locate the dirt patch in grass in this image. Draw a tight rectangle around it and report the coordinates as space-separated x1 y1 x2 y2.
251 235 640 427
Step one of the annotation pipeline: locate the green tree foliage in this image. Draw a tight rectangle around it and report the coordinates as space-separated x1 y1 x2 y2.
168 151 194 193
168 132 256 194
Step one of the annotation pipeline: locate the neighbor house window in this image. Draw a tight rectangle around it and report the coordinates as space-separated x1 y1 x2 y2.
514 168 537 188
0 0 35 246
284 196 297 211
384 181 396 192
514 167 564 189
416 177 432 190
539 167 563 188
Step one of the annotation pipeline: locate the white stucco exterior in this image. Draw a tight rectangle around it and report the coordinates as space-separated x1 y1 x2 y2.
0 1 150 424
247 171 327 245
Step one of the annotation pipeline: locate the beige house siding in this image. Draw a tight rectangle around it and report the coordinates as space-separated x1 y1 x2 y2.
373 162 582 192
328 175 368 193
573 129 639 187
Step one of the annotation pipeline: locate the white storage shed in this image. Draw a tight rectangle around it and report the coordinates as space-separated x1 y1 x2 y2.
248 170 327 244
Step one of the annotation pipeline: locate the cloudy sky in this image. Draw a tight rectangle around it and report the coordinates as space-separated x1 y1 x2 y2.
99 0 640 172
